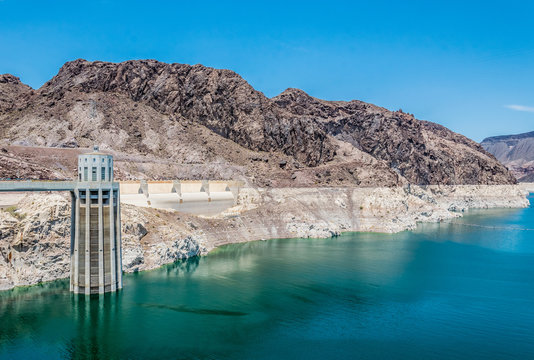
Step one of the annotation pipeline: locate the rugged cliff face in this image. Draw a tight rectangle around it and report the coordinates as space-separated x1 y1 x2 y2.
482 131 534 182
273 88 515 185
0 74 31 114
38 60 336 167
0 59 515 185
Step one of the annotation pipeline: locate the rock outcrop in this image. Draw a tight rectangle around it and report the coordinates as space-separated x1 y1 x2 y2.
0 74 31 114
0 59 516 186
0 194 208 290
274 88 515 185
0 195 71 290
482 131 534 182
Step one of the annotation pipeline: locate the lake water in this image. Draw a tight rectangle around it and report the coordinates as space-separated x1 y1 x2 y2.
1 196 534 359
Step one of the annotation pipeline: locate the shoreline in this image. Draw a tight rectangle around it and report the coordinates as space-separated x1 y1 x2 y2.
0 184 530 291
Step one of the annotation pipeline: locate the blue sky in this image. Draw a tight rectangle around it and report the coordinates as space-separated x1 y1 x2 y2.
0 0 533 141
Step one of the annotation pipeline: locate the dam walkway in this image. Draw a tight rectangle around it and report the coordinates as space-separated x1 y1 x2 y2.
0 181 77 192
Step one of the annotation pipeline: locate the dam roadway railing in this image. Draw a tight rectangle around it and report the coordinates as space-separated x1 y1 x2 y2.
0 180 77 192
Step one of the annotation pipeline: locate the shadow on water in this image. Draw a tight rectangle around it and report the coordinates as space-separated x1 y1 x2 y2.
139 303 247 316
287 293 316 304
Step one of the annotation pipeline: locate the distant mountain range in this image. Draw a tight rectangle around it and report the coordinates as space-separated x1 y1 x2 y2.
482 131 534 182
0 59 515 186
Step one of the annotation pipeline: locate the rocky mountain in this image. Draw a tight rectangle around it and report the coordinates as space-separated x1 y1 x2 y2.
273 89 512 185
0 74 31 113
0 59 515 186
481 131 534 182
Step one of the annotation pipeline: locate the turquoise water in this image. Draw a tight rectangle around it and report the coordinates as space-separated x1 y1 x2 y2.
2 197 534 359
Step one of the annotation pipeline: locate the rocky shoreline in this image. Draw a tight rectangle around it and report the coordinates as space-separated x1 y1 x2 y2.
0 184 529 291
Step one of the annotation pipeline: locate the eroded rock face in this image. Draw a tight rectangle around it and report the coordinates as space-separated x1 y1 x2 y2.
0 74 31 114
273 88 515 185
120 204 207 273
0 59 516 186
0 194 208 290
37 59 336 167
0 195 70 290
482 131 534 182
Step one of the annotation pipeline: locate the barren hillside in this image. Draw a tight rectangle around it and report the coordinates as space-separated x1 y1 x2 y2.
0 59 515 186
482 131 534 182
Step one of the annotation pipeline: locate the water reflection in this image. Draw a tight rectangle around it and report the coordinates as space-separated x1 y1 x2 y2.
163 256 200 277
63 293 121 359
0 279 70 347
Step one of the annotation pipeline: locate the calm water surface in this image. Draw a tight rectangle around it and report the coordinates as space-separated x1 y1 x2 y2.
1 196 534 359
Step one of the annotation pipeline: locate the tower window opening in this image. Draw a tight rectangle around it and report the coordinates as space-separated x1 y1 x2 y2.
101 167 106 180
84 167 88 181
92 167 97 181
90 190 99 204
103 190 110 205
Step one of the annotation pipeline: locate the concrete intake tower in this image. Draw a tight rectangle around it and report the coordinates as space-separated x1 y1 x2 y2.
72 146 122 294
0 145 123 295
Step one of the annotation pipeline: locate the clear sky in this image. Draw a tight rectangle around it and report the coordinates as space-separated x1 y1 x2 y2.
0 0 533 141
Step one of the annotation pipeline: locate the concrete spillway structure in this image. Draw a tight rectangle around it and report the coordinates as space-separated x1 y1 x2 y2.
73 147 122 294
0 146 122 295
120 180 241 210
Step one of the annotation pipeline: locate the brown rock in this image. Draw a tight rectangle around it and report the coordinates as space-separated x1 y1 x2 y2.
0 59 516 186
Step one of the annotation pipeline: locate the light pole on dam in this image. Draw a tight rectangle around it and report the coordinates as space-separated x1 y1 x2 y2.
0 146 123 295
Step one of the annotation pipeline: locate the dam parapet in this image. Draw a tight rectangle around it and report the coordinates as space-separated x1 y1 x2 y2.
119 180 243 212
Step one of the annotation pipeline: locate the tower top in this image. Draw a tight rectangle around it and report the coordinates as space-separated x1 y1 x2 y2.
85 145 107 156
77 146 114 182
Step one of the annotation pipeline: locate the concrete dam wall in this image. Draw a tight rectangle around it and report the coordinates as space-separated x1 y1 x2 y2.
119 180 243 215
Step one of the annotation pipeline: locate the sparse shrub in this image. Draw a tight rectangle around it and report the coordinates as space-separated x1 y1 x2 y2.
3 206 26 220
